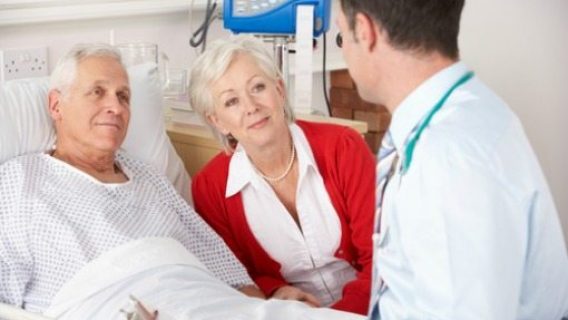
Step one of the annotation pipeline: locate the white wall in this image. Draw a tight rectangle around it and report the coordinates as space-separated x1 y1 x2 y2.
0 3 344 115
0 12 197 70
460 0 568 243
0 0 566 244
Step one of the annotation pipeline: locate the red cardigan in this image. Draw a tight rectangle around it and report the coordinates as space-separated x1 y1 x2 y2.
192 120 375 315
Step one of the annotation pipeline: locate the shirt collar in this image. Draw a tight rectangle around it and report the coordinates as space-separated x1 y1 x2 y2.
226 144 254 197
290 122 318 180
389 61 469 152
225 123 317 198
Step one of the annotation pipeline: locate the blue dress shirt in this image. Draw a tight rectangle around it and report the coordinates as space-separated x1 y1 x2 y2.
371 62 568 319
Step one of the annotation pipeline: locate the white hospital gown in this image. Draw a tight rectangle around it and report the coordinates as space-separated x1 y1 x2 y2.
0 151 252 313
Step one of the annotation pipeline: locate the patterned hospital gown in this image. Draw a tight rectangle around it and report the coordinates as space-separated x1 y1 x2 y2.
0 152 252 312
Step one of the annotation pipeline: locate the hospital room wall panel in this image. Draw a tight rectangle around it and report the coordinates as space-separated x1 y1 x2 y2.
330 68 356 89
331 107 353 120
329 70 390 154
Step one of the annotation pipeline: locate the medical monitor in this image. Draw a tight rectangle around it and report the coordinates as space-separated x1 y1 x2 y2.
223 0 331 37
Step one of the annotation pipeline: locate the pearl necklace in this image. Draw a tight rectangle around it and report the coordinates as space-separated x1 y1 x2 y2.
252 143 296 183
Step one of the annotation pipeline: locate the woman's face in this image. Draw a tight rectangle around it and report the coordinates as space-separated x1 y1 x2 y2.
208 53 287 151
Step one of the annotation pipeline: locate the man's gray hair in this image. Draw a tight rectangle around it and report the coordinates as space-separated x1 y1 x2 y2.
189 35 295 153
49 43 124 97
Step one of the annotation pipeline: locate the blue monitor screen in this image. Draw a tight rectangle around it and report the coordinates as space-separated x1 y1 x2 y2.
223 0 331 37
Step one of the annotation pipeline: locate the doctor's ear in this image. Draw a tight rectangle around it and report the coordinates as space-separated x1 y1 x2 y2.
354 12 378 52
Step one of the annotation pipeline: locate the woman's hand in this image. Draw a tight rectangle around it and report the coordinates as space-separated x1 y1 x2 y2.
238 284 267 299
271 285 321 307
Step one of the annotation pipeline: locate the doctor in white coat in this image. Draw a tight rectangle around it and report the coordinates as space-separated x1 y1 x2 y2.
336 0 568 319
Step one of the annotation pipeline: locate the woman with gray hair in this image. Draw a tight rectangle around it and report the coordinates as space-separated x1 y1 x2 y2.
190 35 375 315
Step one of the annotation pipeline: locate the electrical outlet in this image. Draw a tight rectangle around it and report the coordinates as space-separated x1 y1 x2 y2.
1 47 49 82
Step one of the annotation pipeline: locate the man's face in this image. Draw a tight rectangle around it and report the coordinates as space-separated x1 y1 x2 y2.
52 56 131 154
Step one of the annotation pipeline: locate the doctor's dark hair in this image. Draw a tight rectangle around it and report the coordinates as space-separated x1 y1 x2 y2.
50 43 126 99
189 35 295 154
340 0 465 59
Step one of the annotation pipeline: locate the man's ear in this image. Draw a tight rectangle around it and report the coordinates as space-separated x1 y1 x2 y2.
48 89 63 121
206 113 230 136
354 12 379 53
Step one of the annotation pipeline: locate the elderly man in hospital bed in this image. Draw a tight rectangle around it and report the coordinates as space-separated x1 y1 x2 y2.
0 43 364 320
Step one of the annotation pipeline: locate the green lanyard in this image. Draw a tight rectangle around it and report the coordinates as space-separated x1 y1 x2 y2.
401 71 475 175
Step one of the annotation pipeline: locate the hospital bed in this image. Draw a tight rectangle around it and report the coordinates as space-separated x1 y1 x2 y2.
0 63 188 320
0 303 53 320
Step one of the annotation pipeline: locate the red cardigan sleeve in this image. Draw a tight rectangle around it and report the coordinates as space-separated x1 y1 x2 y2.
305 122 375 315
334 127 375 314
191 155 288 295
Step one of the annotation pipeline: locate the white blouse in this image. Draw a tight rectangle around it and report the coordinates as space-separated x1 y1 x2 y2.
226 124 356 306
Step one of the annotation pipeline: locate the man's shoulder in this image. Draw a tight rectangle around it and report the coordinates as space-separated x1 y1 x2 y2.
429 81 520 154
0 152 46 172
0 153 48 201
419 88 535 187
116 151 161 176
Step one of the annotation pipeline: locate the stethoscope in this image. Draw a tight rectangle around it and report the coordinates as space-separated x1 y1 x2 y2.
400 71 475 175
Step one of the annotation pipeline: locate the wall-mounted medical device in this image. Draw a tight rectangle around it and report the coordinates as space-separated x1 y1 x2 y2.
223 0 331 37
192 0 333 115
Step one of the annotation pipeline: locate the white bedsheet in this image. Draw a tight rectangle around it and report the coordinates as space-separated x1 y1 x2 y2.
45 237 365 320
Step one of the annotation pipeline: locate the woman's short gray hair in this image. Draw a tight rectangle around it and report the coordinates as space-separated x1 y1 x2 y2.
189 35 295 153
49 43 124 98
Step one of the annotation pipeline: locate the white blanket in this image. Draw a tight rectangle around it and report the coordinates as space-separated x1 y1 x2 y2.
45 237 365 320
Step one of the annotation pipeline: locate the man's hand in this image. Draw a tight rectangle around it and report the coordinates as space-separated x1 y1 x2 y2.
120 295 158 320
133 299 158 320
271 285 321 307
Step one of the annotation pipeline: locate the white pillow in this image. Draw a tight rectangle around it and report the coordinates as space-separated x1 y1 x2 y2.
0 77 55 161
0 63 192 204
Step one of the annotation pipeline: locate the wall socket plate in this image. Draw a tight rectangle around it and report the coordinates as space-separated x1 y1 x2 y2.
0 47 49 82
